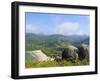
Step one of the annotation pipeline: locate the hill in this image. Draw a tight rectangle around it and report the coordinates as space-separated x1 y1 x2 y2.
25 33 89 56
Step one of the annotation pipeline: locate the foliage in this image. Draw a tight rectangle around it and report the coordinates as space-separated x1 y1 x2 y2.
25 59 89 68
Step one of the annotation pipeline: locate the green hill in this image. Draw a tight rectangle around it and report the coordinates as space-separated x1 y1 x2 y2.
25 33 89 56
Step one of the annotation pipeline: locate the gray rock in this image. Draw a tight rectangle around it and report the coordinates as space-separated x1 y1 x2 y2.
77 44 89 60
26 50 50 62
62 45 78 61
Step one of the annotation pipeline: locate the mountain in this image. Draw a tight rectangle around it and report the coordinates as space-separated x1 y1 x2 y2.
25 33 89 50
26 33 89 43
25 33 89 56
81 37 89 44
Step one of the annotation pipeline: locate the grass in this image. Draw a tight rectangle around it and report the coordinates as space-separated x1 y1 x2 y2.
25 59 89 68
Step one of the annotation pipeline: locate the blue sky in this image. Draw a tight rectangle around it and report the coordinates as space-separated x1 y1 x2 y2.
25 12 89 36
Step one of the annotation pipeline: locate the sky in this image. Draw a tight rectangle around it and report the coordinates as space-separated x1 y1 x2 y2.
25 12 90 36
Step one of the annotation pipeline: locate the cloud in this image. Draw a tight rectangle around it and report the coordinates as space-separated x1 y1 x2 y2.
26 22 87 36
26 24 38 33
53 22 86 35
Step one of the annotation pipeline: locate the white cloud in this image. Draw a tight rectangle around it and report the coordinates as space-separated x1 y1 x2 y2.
26 24 38 33
26 22 88 36
54 22 86 35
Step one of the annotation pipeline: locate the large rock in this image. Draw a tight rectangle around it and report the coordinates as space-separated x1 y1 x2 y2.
62 45 78 61
26 50 50 62
77 44 89 60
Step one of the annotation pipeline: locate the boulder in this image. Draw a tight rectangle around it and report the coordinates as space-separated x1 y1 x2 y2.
26 50 50 62
62 45 78 61
77 44 89 60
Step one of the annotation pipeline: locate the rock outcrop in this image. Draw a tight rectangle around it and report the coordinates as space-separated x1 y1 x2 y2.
62 45 78 61
26 44 89 62
77 44 89 60
26 50 50 61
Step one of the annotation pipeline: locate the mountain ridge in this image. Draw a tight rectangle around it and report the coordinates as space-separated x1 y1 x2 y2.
26 33 89 44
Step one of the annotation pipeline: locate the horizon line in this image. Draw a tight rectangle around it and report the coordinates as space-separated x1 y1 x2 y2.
26 32 89 36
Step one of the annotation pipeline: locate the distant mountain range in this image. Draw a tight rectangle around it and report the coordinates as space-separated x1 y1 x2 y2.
26 33 89 45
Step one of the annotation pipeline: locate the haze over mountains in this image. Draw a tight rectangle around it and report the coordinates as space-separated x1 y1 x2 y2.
26 33 89 45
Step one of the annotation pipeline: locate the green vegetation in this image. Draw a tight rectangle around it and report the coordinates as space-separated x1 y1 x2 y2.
25 33 89 68
25 59 89 68
25 34 72 57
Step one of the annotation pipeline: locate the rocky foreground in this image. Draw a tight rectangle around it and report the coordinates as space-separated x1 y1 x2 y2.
26 44 89 62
